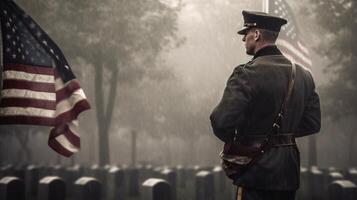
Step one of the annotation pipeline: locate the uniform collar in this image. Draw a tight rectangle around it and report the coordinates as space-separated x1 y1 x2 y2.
253 45 282 60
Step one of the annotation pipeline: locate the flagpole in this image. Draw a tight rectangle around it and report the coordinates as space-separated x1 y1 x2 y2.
262 0 269 12
0 19 3 104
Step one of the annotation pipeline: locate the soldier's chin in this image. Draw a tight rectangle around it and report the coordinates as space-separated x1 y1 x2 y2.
246 49 254 56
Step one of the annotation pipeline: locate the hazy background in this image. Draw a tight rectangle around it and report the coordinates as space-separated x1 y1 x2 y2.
1 0 356 169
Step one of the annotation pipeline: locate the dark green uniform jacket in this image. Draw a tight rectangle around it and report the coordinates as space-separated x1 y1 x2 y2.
210 45 321 190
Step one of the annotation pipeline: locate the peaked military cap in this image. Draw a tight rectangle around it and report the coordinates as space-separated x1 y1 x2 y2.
237 10 288 35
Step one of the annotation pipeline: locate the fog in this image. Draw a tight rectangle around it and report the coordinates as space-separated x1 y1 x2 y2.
1 0 356 170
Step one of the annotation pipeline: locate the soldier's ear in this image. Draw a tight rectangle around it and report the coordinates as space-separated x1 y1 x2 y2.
254 30 261 41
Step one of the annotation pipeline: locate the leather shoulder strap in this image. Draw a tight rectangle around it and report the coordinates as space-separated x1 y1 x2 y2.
268 61 296 137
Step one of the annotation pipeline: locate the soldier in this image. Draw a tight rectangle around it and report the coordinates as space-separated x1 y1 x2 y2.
210 11 321 200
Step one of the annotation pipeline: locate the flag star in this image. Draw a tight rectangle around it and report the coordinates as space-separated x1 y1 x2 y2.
12 54 16 59
36 31 42 37
55 55 59 59
50 49 54 54
9 18 12 22
30 57 34 62
12 28 16 33
5 48 11 52
5 22 10 27
41 59 45 63
3 10 8 15
17 48 21 53
42 40 48 45
6 34 11 39
12 41 16 46
20 43 24 48
64 65 70 70
22 55 26 60
25 50 29 55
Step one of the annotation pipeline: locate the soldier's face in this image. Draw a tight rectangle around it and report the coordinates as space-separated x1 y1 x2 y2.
242 29 257 55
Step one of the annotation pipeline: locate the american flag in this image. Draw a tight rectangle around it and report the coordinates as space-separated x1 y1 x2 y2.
263 0 312 68
0 0 90 157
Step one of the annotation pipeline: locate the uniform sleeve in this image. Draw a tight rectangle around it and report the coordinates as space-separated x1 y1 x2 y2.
296 75 321 137
210 66 252 142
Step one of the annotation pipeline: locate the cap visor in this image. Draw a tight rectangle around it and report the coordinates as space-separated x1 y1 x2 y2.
237 27 249 35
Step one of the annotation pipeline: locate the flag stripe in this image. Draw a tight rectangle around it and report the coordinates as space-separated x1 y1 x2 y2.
277 39 312 66
0 98 56 109
48 138 75 157
0 115 54 126
3 63 54 75
48 123 80 157
55 100 91 125
49 124 80 147
55 134 79 153
56 89 88 116
0 106 56 117
278 45 311 68
3 70 55 83
2 79 55 92
1 88 56 100
56 80 82 102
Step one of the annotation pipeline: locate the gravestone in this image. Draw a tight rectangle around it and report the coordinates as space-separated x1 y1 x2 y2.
212 166 225 193
161 168 177 200
296 167 308 200
175 165 186 188
153 167 164 178
90 165 107 198
328 180 357 200
39 165 52 179
128 167 140 196
38 176 66 200
346 168 357 185
74 177 101 200
65 165 82 199
0 176 25 200
13 164 26 181
25 165 40 200
107 166 124 200
51 165 65 179
309 166 325 200
142 178 171 200
195 171 214 200
142 165 154 183
328 172 344 184
0 165 13 179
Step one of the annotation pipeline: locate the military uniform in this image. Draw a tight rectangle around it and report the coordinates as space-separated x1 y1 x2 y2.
210 11 321 200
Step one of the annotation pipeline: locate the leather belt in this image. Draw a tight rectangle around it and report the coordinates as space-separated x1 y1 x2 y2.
237 134 296 147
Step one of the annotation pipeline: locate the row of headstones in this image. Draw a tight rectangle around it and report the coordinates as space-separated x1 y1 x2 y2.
3 163 356 200
0 164 237 200
0 176 101 200
296 166 357 200
0 168 236 200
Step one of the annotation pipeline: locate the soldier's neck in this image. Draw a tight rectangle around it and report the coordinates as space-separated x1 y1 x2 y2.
254 43 276 55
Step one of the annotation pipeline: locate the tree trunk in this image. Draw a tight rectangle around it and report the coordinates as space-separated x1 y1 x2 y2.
348 131 356 166
131 130 137 167
95 61 119 166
